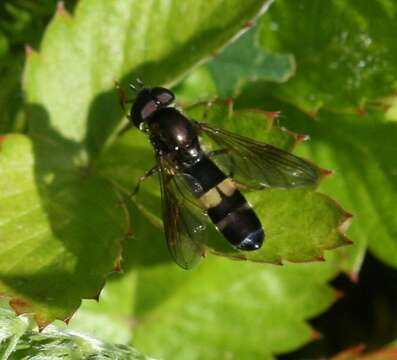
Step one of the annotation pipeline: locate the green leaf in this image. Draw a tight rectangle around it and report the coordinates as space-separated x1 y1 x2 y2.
208 27 295 97
0 31 8 58
99 101 351 266
70 226 342 360
292 110 397 272
23 0 274 158
259 0 397 112
132 258 339 359
0 305 152 359
3 0 273 324
173 66 218 106
0 135 127 325
236 87 397 273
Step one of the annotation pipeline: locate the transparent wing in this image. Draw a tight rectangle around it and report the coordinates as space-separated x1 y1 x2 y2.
158 156 207 269
198 122 321 189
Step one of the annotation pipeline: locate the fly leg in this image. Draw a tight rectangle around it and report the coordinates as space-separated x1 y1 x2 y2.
131 165 160 197
115 81 135 137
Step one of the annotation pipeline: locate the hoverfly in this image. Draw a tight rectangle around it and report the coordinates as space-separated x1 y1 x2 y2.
117 81 321 269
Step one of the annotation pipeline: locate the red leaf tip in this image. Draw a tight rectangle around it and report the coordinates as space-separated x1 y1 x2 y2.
295 133 310 142
25 45 33 56
333 289 344 302
265 111 280 120
321 168 333 177
9 298 30 316
342 211 353 221
113 257 123 273
225 97 234 107
36 317 49 332
310 328 323 341
339 212 353 234
348 343 366 356
356 107 368 116
243 20 255 29
308 110 318 119
347 271 359 284
63 315 73 325
56 1 69 16
315 255 326 262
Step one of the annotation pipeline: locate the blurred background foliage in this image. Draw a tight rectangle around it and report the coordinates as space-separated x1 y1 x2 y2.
0 0 397 359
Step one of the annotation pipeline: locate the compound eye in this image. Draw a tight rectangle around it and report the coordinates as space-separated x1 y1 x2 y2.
156 91 174 105
152 87 175 106
141 100 158 120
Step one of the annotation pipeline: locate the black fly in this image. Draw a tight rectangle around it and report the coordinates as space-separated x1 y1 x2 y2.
117 82 322 269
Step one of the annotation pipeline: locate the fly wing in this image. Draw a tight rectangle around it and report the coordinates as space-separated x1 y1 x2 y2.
158 156 207 269
198 122 322 189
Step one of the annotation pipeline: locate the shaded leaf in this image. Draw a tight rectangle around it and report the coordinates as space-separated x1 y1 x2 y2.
236 87 397 273
99 101 351 266
70 232 342 360
0 135 127 324
259 0 397 112
208 27 295 97
3 0 274 324
24 0 274 158
131 258 339 359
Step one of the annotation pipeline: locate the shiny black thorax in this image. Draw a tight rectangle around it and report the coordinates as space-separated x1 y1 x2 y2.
148 107 226 198
148 107 202 167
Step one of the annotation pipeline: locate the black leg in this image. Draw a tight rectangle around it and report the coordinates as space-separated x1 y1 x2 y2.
131 165 160 197
115 81 134 119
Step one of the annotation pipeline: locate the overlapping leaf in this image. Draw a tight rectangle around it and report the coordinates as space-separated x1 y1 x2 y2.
69 203 344 360
0 134 126 325
235 85 397 273
3 0 274 325
258 0 397 113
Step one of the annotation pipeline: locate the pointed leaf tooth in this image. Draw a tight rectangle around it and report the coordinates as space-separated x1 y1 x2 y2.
295 133 310 142
321 167 334 178
309 328 323 341
243 20 255 29
225 97 234 115
347 271 360 284
315 255 326 262
56 1 70 17
24 44 34 57
339 212 353 235
307 110 318 119
9 298 30 316
264 111 281 121
91 290 101 302
36 316 50 332
333 288 344 303
355 107 368 116
113 256 123 273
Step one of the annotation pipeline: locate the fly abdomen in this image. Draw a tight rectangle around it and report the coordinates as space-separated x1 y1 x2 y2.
184 156 264 251
206 182 264 251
